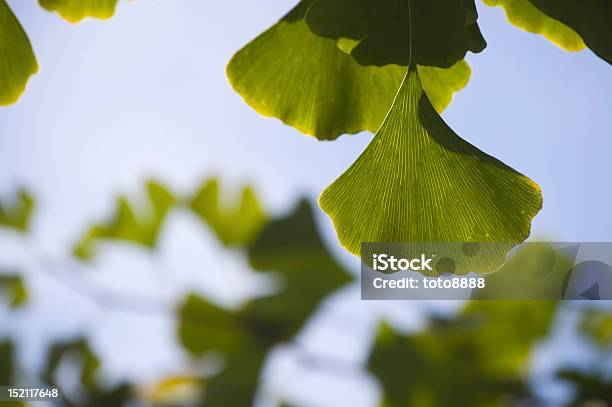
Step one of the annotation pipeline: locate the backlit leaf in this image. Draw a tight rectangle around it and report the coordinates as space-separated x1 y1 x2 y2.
73 180 175 259
529 0 612 64
579 309 612 348
0 190 35 232
227 1 471 141
38 0 119 23
319 70 542 264
304 0 486 68
0 0 38 106
189 179 266 247
482 0 585 51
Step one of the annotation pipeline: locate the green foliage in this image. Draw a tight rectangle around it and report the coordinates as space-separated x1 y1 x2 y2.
529 0 612 64
320 70 542 262
190 179 266 247
227 1 472 141
368 301 556 406
0 340 15 385
482 0 585 51
304 0 486 68
0 0 38 106
74 180 175 259
557 369 612 406
579 309 612 348
0 190 35 233
43 338 101 390
38 0 120 23
0 274 28 308
178 200 352 405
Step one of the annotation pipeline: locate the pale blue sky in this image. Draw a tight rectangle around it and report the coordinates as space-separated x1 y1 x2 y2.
1 0 611 405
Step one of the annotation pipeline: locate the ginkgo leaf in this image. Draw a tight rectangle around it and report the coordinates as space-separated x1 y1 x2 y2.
304 0 486 68
189 179 266 247
0 190 35 232
178 200 351 406
73 181 175 259
529 0 612 64
38 0 119 23
0 274 27 308
368 302 555 406
0 0 38 106
227 1 471 141
319 69 542 268
482 0 585 51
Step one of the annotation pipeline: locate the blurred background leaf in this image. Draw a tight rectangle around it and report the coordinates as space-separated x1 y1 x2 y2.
73 180 175 259
189 179 266 247
0 190 35 233
178 199 352 405
0 274 27 308
368 301 555 407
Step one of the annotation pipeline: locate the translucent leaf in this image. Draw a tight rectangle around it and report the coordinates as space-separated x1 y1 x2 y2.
73 180 175 259
482 0 585 51
0 274 27 308
227 1 471 141
178 200 351 406
38 0 119 23
529 0 612 64
304 0 486 68
0 190 35 232
0 0 38 106
189 179 266 247
579 309 612 348
320 70 542 265
368 302 556 406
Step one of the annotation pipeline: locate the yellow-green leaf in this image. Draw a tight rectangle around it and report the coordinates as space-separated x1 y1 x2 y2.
38 0 119 23
0 0 38 106
189 179 266 247
482 0 585 51
0 190 35 232
320 69 542 265
0 274 27 308
73 180 175 259
227 1 470 141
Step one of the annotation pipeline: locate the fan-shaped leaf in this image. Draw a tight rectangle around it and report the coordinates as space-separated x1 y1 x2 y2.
304 0 486 68
73 181 175 259
482 0 585 51
0 0 38 106
228 1 472 140
38 0 119 23
189 179 266 247
529 0 612 64
320 69 542 266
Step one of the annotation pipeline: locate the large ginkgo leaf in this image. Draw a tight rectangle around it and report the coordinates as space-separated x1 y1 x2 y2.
529 0 612 64
0 0 38 106
304 0 486 68
227 1 471 141
482 0 585 51
38 0 119 23
320 69 542 264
